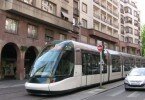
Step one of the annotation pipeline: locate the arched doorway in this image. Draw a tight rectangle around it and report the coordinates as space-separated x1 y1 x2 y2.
24 46 38 78
1 43 19 79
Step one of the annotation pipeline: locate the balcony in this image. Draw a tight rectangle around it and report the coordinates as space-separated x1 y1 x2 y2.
89 29 119 43
73 8 79 17
93 13 100 19
126 42 139 48
120 9 124 14
2 0 72 31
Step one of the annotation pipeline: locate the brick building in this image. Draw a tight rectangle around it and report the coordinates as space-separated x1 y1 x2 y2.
0 0 141 80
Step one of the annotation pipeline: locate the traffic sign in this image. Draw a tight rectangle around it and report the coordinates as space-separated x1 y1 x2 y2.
97 45 103 52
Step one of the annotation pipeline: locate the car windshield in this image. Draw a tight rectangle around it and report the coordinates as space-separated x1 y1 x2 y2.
129 68 145 76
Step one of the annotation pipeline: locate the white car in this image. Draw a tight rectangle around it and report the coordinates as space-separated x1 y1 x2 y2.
124 68 145 90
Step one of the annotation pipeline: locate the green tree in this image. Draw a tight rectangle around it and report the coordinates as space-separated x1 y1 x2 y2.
141 25 145 56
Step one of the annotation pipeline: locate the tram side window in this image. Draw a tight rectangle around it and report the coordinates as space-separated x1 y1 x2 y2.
112 55 121 72
82 53 92 75
91 54 100 74
124 58 131 71
130 58 135 68
55 45 74 77
136 59 141 67
102 56 107 73
82 52 100 75
141 59 145 67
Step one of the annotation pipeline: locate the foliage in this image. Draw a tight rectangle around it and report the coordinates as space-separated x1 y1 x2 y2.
141 25 145 56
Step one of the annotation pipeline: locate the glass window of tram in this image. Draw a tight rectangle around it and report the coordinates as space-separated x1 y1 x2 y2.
112 55 121 72
82 52 100 75
54 43 74 81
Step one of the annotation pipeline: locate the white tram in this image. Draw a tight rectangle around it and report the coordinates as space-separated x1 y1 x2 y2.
25 40 145 95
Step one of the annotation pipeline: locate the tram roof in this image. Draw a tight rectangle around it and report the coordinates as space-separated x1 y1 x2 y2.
56 40 143 58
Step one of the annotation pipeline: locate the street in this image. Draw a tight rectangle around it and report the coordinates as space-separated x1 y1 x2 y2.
0 80 145 100
86 85 145 100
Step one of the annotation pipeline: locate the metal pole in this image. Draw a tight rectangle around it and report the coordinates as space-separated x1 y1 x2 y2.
100 51 102 87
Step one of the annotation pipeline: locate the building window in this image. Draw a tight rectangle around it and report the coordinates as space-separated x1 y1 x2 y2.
121 15 124 24
42 0 56 15
73 17 78 25
60 34 67 40
27 24 38 38
82 19 87 28
135 39 139 44
82 3 87 13
121 35 124 41
61 8 69 21
125 26 132 34
93 22 99 30
125 17 132 24
121 25 124 34
134 20 138 27
134 29 139 36
124 7 132 15
128 37 133 43
5 18 18 34
45 29 54 42
134 11 138 17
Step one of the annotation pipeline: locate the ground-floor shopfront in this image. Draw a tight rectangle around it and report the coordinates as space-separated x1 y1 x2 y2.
0 42 39 80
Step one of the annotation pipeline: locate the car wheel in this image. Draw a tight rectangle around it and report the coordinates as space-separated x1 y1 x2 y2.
125 88 129 91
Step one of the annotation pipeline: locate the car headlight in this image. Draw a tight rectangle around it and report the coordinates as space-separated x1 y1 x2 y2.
141 80 145 84
124 78 129 84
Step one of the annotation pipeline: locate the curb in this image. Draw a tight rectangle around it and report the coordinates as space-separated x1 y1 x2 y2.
82 81 124 100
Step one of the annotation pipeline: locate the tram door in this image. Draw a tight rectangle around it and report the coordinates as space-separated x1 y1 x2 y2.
81 52 100 86
81 52 88 86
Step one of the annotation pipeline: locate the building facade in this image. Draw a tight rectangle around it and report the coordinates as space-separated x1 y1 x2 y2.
119 0 141 55
0 0 141 80
73 0 141 54
0 0 77 80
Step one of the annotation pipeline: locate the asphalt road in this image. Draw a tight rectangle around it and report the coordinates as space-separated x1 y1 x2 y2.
0 81 144 100
86 85 145 100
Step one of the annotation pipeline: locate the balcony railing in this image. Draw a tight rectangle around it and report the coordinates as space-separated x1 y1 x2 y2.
2 0 72 31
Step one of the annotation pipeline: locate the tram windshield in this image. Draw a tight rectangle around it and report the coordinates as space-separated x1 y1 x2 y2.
29 41 74 83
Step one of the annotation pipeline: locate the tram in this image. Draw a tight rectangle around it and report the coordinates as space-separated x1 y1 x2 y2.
25 40 145 95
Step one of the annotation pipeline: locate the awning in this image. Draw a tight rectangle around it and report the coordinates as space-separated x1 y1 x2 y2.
61 12 69 18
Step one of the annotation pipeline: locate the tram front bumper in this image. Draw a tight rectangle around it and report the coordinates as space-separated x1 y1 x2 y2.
25 82 50 95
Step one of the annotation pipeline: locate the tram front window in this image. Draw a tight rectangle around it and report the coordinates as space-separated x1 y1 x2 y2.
29 42 74 84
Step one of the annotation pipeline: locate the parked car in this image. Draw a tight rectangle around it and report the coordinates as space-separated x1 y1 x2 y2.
124 67 145 90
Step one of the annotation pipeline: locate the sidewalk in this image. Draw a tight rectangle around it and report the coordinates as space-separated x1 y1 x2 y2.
0 79 27 89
